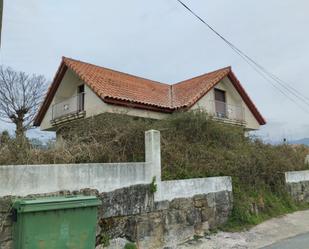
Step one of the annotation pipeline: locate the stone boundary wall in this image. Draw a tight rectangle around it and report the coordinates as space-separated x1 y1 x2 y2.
156 177 232 201
285 170 309 202
0 184 233 249
0 130 232 203
0 130 233 248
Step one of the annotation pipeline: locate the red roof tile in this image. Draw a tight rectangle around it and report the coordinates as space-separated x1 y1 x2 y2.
172 67 231 108
34 57 266 126
63 58 172 109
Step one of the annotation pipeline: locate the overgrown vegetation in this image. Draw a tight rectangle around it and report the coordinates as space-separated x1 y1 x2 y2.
1 111 309 229
150 176 157 194
124 242 137 249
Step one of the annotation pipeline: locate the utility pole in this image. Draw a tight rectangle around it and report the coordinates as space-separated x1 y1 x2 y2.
0 0 3 47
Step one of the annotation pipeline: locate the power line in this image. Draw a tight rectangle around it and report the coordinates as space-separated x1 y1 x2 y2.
175 0 309 113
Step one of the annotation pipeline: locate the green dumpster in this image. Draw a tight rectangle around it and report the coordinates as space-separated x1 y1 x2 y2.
12 195 101 249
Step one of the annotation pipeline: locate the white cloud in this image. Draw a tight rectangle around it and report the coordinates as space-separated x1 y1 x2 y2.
1 0 309 141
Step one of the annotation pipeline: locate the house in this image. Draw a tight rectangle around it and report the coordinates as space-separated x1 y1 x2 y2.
34 57 266 132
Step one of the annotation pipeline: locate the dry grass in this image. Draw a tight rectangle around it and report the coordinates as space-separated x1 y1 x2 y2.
1 111 309 228
1 111 307 182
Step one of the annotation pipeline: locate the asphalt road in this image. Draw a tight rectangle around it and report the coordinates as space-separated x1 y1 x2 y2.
263 233 309 249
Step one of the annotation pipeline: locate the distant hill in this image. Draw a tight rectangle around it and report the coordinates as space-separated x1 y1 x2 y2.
289 138 309 146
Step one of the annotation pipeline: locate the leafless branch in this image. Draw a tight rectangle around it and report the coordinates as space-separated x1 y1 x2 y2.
0 65 47 137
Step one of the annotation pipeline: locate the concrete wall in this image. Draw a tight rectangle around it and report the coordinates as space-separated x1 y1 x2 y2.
0 130 233 249
285 169 309 202
157 177 232 201
285 170 309 183
0 130 232 200
0 162 149 197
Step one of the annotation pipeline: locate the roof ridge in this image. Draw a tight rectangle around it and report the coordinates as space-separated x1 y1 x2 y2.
172 66 231 86
63 56 170 87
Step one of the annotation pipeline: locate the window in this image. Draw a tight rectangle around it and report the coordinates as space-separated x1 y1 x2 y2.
214 89 227 118
77 85 85 112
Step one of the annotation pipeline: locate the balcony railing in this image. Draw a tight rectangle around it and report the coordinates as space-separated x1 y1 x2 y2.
208 100 245 124
51 93 85 121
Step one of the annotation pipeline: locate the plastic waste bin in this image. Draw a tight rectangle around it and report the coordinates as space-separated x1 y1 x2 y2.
12 195 101 249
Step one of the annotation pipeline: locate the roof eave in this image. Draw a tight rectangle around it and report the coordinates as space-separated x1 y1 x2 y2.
227 71 266 126
33 60 68 126
103 97 174 114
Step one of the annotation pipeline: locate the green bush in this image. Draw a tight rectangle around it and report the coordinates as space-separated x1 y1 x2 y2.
1 111 309 228
124 242 137 249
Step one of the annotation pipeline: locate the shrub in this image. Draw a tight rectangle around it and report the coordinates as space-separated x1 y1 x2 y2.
1 111 308 228
124 242 137 249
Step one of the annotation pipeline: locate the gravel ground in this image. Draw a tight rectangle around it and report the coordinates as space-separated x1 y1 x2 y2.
178 209 309 249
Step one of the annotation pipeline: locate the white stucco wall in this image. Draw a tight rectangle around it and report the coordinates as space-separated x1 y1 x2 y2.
156 177 232 201
40 72 261 131
191 78 260 130
0 163 149 196
40 69 168 131
0 130 232 200
40 69 84 131
285 170 309 183
84 84 169 120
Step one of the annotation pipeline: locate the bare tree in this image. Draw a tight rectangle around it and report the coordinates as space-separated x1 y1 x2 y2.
0 65 47 139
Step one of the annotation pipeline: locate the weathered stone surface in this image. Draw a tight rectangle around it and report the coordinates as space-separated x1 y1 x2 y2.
154 200 170 211
0 225 12 243
0 240 12 249
287 181 309 203
0 185 233 249
193 194 208 208
99 184 154 218
0 198 12 213
170 198 194 210
96 238 130 249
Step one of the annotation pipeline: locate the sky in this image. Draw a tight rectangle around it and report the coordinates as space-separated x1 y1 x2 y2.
0 0 309 142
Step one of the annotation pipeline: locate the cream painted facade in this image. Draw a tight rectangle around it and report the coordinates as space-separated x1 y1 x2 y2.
191 77 260 130
40 69 261 131
40 69 169 131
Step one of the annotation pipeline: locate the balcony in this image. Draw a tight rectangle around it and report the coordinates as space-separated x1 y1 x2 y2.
51 93 85 125
208 100 246 125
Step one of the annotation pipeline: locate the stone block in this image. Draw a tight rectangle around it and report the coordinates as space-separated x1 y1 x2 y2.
154 200 170 211
96 238 132 249
169 198 193 210
0 240 13 249
206 193 216 208
185 208 202 226
0 198 12 213
166 210 187 225
99 184 154 218
0 225 12 243
194 221 209 236
193 194 208 208
201 207 215 223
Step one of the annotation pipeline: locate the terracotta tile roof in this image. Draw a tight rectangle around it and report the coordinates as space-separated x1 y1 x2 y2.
34 57 266 126
172 67 231 108
63 58 172 109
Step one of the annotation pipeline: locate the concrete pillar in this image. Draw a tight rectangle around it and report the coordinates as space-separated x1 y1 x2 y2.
145 130 161 183
306 155 309 165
